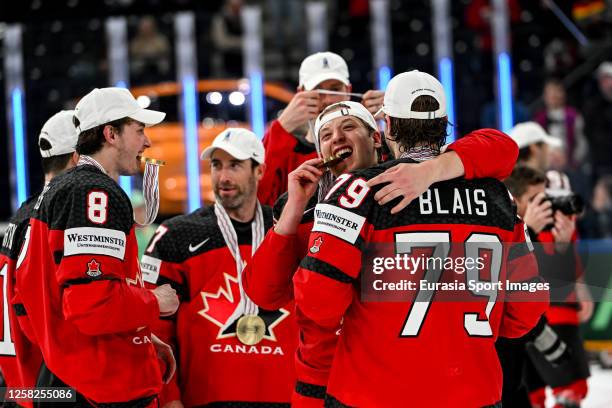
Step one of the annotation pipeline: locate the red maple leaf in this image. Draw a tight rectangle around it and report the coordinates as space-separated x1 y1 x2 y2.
87 259 100 273
198 273 241 330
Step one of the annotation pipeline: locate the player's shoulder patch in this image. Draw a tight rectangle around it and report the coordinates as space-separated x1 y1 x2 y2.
312 203 367 244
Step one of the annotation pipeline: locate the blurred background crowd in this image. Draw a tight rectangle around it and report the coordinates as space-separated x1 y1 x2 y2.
1 0 612 231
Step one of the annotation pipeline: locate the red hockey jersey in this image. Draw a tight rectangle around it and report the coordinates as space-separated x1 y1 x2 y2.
15 164 162 403
293 158 548 407
0 193 43 404
142 206 297 407
245 128 520 310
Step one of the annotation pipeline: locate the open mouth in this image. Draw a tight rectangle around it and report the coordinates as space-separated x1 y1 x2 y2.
322 147 353 168
333 147 353 159
219 186 237 194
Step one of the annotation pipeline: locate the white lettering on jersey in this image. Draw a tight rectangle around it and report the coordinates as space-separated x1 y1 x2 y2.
312 203 365 244
132 335 152 345
141 255 162 284
210 344 285 355
64 227 126 260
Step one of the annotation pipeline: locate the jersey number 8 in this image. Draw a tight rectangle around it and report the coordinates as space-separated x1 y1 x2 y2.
87 191 108 224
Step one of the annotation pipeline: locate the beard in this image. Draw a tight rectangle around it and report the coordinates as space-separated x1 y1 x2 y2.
214 174 257 210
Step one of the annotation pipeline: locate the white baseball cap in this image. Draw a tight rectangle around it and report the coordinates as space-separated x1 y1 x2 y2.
314 101 378 139
38 110 78 158
299 52 350 91
74 87 166 133
380 70 447 119
201 128 265 164
509 122 562 149
597 61 612 78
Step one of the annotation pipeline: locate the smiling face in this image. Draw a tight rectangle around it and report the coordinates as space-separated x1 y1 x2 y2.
210 149 263 211
318 113 381 176
114 120 151 176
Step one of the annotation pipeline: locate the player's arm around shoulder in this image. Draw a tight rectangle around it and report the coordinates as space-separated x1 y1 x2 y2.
447 128 518 179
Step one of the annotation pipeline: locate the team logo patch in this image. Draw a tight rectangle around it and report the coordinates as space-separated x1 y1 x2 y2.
309 236 323 254
199 273 289 342
312 203 366 244
64 227 126 260
86 259 102 277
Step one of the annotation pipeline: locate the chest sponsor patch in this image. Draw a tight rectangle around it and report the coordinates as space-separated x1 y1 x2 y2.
140 255 162 284
64 227 126 260
312 203 365 244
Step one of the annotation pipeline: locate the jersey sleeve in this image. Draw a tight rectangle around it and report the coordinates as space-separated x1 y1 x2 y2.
292 174 374 405
141 223 187 405
243 194 302 310
258 120 291 206
446 128 518 180
243 229 299 310
500 218 549 338
58 185 159 336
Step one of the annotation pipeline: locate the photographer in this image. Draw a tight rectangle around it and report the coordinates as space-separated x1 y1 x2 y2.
504 166 590 408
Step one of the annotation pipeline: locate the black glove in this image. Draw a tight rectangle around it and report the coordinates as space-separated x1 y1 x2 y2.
526 317 571 367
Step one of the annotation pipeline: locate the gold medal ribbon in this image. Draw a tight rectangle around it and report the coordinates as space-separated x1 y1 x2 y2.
138 157 165 226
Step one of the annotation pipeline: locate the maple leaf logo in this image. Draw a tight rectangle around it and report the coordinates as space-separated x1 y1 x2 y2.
310 236 323 254
126 257 144 287
199 272 289 341
86 259 102 277
199 272 241 333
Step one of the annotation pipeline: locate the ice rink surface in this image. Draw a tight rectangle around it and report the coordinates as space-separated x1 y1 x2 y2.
545 365 612 408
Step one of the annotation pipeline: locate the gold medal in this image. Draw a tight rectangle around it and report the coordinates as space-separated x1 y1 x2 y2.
140 156 166 166
236 315 265 345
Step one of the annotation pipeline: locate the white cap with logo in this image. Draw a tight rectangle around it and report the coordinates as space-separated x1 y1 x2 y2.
380 70 447 119
314 101 377 139
201 128 265 164
74 87 166 133
38 110 79 158
509 122 562 149
299 52 350 91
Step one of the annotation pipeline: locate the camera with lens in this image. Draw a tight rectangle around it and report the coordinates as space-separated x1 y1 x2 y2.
545 194 584 216
543 193 584 231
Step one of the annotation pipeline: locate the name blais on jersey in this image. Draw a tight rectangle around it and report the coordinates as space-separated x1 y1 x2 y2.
419 187 487 216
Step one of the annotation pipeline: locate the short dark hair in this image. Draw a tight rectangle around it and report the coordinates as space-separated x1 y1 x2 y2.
40 153 73 175
504 165 547 198
74 116 134 155
38 137 73 175
386 95 448 154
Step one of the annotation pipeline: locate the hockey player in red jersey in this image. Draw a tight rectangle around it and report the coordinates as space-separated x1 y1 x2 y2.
14 88 179 406
0 111 78 406
292 71 549 407
244 106 521 405
258 51 384 205
142 128 298 407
